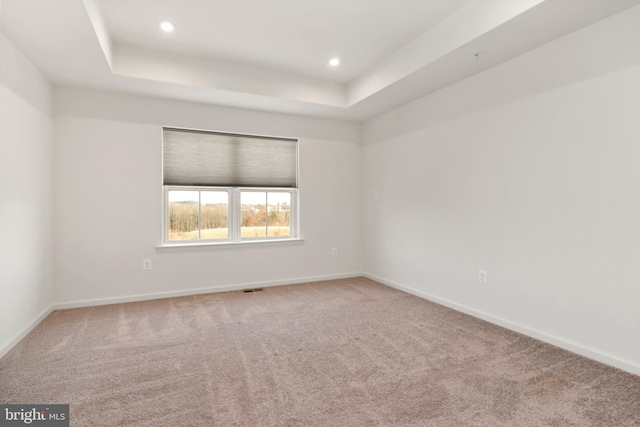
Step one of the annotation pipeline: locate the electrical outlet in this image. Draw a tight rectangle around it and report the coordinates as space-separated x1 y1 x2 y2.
143 259 152 270
478 269 487 284
331 247 338 256
373 190 378 199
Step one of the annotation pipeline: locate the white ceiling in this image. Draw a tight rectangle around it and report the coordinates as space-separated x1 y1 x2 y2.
2 0 640 121
101 0 471 83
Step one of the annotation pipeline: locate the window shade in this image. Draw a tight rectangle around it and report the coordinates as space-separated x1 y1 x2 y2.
163 128 298 188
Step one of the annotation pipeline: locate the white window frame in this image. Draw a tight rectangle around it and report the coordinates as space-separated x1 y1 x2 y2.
163 185 299 246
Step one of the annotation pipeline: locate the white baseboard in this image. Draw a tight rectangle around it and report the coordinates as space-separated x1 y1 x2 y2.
8 272 637 378
364 273 640 377
0 305 55 360
1 273 361 359
55 272 363 309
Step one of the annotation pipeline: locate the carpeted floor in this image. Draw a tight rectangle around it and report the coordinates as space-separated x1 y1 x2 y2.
1 277 639 426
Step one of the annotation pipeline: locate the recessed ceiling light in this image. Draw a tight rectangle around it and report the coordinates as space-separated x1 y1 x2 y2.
159 21 175 32
328 58 340 67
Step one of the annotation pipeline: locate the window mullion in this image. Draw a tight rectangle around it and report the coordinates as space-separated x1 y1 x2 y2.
232 188 240 242
290 189 296 238
198 191 202 240
164 187 169 242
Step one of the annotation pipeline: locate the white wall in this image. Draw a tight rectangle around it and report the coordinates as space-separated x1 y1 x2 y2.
53 88 361 304
5 1 639 377
0 34 53 355
362 6 640 374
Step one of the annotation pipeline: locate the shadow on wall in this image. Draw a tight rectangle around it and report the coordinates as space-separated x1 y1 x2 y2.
362 6 640 144
0 35 52 116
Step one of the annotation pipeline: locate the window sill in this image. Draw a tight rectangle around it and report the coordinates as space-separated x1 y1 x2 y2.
156 238 305 252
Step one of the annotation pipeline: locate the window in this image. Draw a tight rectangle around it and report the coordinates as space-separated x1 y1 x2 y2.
162 128 298 245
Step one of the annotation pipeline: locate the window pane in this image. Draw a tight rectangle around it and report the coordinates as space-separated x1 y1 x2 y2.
267 192 291 237
168 190 199 240
200 191 229 239
241 192 267 238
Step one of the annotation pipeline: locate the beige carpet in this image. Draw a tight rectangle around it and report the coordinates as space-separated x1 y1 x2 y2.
1 277 639 426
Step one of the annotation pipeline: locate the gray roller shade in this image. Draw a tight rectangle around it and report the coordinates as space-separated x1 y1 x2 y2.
163 128 298 187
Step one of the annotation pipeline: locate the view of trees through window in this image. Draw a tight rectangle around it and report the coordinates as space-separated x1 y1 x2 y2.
168 191 228 240
168 190 291 241
241 192 291 238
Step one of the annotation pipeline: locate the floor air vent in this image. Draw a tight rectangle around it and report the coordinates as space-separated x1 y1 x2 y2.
243 288 264 293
